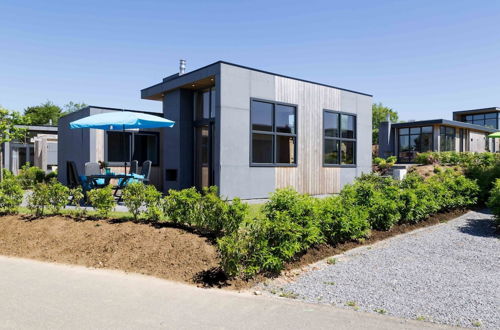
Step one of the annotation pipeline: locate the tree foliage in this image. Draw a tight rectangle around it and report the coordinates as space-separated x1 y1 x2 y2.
23 101 63 125
63 101 88 114
372 103 398 144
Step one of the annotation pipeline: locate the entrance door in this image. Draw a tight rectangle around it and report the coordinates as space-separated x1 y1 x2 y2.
194 124 214 190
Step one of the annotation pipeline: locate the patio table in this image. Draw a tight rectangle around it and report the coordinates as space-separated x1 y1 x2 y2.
87 174 134 200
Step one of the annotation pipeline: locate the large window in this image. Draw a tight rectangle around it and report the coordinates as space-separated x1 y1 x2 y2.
250 100 296 165
464 113 498 129
440 126 456 151
194 87 216 120
323 111 356 165
106 131 159 165
398 126 433 162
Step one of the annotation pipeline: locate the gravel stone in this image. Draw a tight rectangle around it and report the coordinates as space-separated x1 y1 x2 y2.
271 210 500 329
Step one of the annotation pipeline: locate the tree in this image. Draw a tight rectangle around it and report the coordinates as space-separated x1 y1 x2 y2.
372 103 398 145
63 101 88 114
0 106 27 180
23 101 63 125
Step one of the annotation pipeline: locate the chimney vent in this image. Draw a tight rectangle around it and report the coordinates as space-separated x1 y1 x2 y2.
179 59 186 75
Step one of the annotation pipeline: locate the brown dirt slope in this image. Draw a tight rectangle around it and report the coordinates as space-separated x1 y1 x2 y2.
0 215 220 284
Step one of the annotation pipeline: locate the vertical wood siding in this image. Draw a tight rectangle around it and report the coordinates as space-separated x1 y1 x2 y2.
274 77 341 195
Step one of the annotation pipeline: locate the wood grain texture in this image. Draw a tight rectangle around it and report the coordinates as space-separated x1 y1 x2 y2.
274 77 341 195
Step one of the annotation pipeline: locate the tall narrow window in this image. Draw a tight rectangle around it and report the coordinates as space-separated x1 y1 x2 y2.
250 100 297 165
440 126 455 151
323 111 356 165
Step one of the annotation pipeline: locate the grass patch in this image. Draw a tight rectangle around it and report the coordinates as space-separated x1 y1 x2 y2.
326 257 337 265
374 308 387 314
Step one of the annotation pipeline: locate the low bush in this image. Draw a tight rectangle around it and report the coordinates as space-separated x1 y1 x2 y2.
87 185 115 218
143 184 164 222
47 179 70 214
0 178 24 214
27 182 51 217
69 186 86 218
17 163 46 189
486 179 500 230
416 151 500 167
373 156 397 175
122 182 147 221
163 187 201 225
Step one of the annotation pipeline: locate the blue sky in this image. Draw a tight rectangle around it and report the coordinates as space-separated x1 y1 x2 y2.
1 0 499 120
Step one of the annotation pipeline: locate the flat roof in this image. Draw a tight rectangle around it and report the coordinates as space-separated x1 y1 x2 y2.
141 60 372 98
15 124 58 132
60 105 162 119
391 119 497 133
452 107 499 116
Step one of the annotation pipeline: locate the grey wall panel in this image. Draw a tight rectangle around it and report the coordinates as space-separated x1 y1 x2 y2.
339 167 357 189
218 64 275 199
354 93 373 177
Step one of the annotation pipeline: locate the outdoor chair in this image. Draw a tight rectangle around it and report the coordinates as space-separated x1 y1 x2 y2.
129 160 138 174
67 161 80 189
84 162 105 188
140 160 152 184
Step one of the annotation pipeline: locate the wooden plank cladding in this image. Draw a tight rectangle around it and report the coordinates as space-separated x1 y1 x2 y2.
274 76 342 195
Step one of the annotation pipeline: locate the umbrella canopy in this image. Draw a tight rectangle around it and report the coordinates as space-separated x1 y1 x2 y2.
488 132 500 138
70 111 175 130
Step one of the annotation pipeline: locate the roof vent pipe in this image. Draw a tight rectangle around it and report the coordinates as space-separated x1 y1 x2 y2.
179 59 186 75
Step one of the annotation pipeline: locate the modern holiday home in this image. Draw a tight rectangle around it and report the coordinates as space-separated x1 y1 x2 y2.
58 61 372 199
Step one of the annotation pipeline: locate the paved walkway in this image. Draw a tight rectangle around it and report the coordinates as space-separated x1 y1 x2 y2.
0 256 453 329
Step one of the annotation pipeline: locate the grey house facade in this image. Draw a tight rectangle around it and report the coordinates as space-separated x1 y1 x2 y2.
379 107 499 162
141 61 372 199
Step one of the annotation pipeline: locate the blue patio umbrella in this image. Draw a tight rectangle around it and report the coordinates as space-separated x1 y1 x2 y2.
70 111 175 172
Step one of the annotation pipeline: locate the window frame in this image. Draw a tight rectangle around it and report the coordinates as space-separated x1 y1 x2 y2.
105 131 160 166
249 98 298 167
322 109 357 167
397 126 433 162
439 126 456 152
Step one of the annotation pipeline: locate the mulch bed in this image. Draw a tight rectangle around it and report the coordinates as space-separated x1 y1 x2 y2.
0 208 469 290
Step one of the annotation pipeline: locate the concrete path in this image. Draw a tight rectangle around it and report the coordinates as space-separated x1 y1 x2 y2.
0 256 454 330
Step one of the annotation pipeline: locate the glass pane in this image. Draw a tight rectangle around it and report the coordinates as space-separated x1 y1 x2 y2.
210 87 216 118
399 128 409 135
465 115 473 120
473 119 484 126
410 127 420 134
422 126 432 133
107 132 131 162
252 133 273 163
324 139 339 164
410 134 420 150
421 133 433 152
398 135 410 161
341 141 355 164
251 101 273 132
485 113 496 119
133 134 158 165
485 118 497 128
324 112 339 137
195 126 210 189
446 127 455 135
473 114 484 120
194 90 211 120
276 135 296 164
440 126 445 135
276 105 296 134
341 114 355 139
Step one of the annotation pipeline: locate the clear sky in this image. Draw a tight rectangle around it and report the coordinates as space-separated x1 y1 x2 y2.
1 0 499 120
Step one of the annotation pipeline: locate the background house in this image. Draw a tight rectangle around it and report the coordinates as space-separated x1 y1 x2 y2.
379 107 499 162
2 125 58 174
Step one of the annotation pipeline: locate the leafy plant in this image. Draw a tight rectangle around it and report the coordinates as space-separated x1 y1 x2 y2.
87 185 115 218
69 186 86 218
17 163 46 189
27 182 51 216
486 178 500 230
122 182 146 221
163 187 201 225
47 179 70 214
143 184 164 222
0 177 23 214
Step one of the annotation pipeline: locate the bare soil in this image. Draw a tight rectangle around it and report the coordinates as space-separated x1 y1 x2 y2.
409 164 463 178
0 208 469 290
0 215 220 285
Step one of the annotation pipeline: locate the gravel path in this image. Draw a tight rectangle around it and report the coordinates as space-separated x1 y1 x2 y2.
266 210 500 329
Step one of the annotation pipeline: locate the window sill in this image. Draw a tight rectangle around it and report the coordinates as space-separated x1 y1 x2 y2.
250 163 298 168
323 164 357 168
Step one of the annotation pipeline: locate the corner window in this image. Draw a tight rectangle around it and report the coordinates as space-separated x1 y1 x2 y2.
250 100 296 165
323 111 356 165
194 87 216 120
398 126 433 162
106 131 159 166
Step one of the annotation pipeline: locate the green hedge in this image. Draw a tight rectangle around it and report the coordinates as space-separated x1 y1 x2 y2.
217 171 479 279
486 179 500 231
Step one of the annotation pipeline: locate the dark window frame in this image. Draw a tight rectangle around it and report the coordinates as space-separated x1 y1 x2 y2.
250 98 298 167
439 126 456 152
105 131 160 166
397 126 433 163
322 110 357 167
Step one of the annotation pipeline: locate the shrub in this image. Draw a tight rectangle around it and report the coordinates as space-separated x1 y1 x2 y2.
373 156 397 175
0 178 23 214
486 179 500 230
163 187 201 225
27 182 51 217
47 179 70 214
87 185 115 218
318 195 370 244
17 163 46 189
2 168 14 180
143 185 164 222
122 182 147 221
199 186 248 236
69 186 86 218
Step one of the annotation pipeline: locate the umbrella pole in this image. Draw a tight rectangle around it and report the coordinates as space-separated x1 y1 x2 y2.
123 125 127 175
